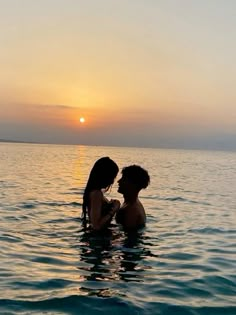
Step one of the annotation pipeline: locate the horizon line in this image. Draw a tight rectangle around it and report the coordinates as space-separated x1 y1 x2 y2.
1 138 235 153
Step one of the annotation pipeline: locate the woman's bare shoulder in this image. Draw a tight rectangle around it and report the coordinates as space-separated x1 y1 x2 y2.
89 190 103 199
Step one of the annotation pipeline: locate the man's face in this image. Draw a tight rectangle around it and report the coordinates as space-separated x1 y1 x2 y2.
117 175 129 194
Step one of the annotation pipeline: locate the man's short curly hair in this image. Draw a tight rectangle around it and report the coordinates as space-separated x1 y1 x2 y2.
122 165 150 191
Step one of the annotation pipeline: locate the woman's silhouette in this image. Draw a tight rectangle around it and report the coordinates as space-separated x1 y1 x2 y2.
82 157 120 231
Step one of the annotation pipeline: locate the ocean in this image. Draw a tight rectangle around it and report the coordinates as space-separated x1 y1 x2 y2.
0 142 235 315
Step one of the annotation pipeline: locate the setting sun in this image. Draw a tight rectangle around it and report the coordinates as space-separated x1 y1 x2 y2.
79 117 85 124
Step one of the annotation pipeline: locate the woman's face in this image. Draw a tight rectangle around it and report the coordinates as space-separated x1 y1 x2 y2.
103 174 115 190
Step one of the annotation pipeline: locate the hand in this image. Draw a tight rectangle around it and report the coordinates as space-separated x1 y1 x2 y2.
110 199 120 214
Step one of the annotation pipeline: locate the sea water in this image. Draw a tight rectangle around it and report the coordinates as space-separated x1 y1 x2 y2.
0 143 235 315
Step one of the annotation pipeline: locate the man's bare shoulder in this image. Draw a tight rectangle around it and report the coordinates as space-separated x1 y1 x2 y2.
120 200 144 212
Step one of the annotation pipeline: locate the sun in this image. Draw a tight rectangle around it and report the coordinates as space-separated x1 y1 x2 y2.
79 117 85 124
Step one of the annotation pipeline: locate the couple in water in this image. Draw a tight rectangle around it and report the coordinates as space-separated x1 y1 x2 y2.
82 157 150 232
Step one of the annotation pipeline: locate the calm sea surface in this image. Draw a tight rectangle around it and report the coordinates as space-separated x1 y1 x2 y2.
0 143 236 315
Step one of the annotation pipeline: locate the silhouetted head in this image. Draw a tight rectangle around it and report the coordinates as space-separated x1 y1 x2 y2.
118 165 150 195
86 157 119 190
82 157 119 221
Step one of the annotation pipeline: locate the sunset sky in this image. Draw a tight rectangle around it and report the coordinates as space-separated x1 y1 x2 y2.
0 0 236 150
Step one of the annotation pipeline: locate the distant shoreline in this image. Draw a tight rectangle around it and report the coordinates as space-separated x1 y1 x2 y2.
0 139 37 144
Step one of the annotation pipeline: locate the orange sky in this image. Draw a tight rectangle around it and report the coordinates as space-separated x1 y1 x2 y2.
0 1 236 150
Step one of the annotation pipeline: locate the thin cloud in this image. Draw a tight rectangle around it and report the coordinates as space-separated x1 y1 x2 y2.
31 104 80 111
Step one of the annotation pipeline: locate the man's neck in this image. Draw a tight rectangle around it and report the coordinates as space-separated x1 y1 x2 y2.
123 193 138 204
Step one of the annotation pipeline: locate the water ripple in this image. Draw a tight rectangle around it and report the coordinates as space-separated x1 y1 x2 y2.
1 144 236 314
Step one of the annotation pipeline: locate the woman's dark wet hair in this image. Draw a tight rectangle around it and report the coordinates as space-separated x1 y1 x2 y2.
122 165 150 191
82 157 119 223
